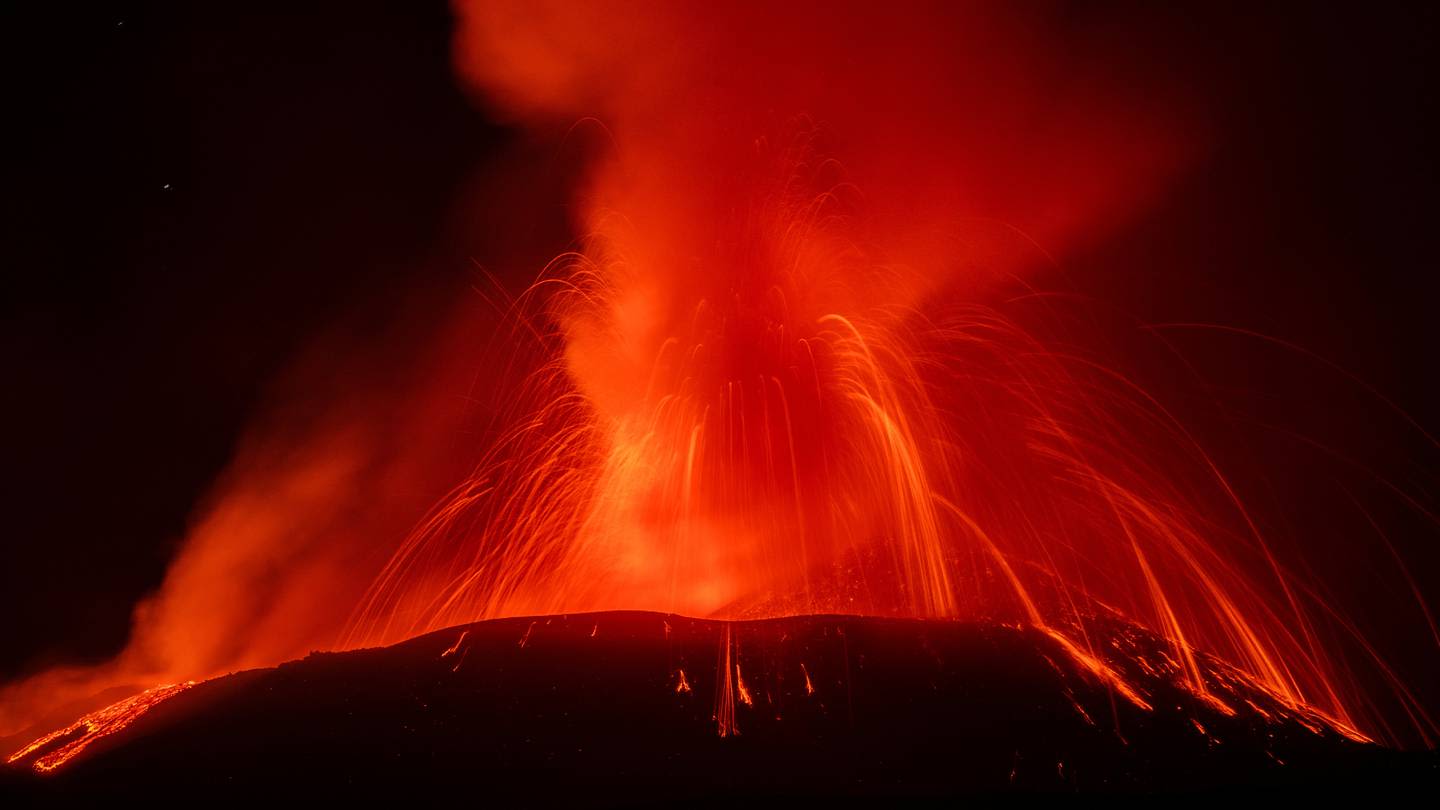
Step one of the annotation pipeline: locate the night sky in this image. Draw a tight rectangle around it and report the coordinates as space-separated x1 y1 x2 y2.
3 0 1437 724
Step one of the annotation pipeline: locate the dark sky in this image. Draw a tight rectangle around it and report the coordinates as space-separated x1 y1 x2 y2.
1 1 514 678
3 0 1437 732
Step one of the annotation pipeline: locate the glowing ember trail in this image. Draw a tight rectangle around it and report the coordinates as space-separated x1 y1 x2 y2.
715 625 739 737
736 664 754 708
6 683 194 773
440 630 467 658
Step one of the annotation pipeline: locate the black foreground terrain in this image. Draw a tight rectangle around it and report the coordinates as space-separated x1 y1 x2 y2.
3 611 1435 799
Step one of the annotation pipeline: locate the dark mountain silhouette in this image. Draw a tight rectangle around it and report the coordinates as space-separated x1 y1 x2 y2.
4 611 1434 798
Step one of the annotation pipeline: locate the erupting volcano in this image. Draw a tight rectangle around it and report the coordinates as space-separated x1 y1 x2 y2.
4 0 1438 797
341 131 1374 741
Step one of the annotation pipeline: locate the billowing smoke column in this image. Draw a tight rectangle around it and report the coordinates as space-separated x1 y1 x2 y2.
2 1 1433 750
344 0 1196 624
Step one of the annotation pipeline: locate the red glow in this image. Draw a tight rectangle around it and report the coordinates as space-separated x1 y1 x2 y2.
340 0 1377 743
3 1 1434 765
5 683 194 773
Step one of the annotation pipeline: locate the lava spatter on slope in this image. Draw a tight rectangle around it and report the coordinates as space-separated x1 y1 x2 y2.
6 612 1424 798
5 683 194 774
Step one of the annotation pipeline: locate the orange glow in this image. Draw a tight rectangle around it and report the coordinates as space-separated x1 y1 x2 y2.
332 0 1404 745
2 0 1432 760
6 682 194 773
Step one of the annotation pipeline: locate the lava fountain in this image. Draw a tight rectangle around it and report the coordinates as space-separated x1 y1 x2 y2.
337 1 1417 744
342 126 1373 742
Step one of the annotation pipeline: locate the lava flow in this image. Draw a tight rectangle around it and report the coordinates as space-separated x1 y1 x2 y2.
4 683 194 774
3 1 1436 778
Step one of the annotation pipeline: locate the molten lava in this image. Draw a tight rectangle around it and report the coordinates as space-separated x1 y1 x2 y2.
6 613 1412 794
5 683 194 773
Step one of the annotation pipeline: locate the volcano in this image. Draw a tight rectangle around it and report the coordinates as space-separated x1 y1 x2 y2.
4 611 1432 798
